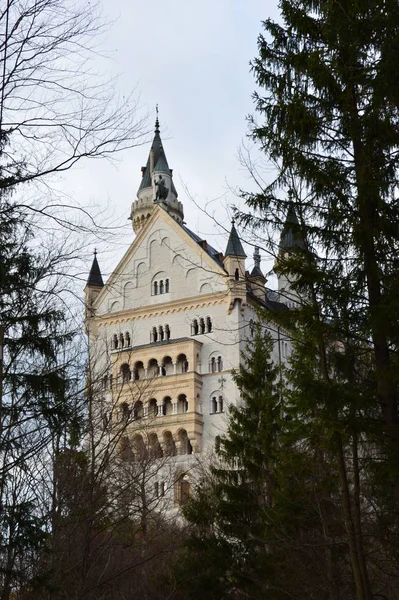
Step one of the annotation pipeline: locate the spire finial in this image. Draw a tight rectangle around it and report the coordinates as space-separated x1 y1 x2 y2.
253 246 261 269
94 248 97 257
155 104 160 132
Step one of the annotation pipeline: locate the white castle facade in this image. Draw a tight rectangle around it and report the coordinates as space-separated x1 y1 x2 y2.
84 118 295 506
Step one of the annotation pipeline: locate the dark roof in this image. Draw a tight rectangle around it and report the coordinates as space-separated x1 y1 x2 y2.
247 286 288 312
180 223 225 269
138 120 177 197
225 222 246 258
279 202 305 253
87 253 104 287
251 265 264 278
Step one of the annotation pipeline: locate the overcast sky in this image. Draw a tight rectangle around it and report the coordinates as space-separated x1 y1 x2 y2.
61 0 281 281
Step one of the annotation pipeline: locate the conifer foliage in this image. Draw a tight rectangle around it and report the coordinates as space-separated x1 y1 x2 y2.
244 0 399 501
180 329 351 599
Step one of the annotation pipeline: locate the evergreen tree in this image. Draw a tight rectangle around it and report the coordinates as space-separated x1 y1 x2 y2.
179 328 350 599
235 1 399 596
0 190 78 598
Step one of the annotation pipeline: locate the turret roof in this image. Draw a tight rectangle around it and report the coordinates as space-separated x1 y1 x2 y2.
138 117 177 197
86 251 104 287
279 202 305 253
225 221 246 258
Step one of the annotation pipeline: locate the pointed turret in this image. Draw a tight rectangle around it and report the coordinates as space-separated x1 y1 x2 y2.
224 221 246 258
249 247 267 301
86 250 104 287
223 221 247 314
130 110 184 233
276 198 305 307
85 250 104 333
279 201 305 255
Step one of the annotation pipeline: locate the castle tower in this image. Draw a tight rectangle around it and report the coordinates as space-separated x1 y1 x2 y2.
249 246 267 301
223 220 247 314
130 114 184 233
276 200 305 307
84 250 104 334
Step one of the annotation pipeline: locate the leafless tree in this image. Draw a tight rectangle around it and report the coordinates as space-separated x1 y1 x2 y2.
0 0 147 195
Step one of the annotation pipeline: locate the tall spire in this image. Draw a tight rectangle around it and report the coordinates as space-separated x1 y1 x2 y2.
251 246 264 277
279 200 305 254
131 108 184 233
155 103 160 133
86 249 104 287
225 220 246 258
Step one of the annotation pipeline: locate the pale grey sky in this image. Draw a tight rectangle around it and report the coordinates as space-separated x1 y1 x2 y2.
60 0 281 280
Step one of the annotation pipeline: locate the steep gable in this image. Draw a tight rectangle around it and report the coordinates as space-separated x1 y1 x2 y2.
94 206 227 316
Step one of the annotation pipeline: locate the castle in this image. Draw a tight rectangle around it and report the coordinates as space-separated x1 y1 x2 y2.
84 117 295 506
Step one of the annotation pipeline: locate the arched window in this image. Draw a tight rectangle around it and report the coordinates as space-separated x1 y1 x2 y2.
163 431 176 456
165 324 170 340
206 317 212 333
133 400 143 420
102 375 108 390
109 374 113 388
125 332 131 347
199 318 205 334
151 326 158 343
149 433 163 458
113 334 118 350
119 333 124 348
165 278 170 293
133 361 144 381
218 396 224 413
192 319 199 336
148 399 158 418
159 280 164 294
177 430 192 455
177 394 188 414
163 397 173 416
120 436 133 460
235 268 239 281
211 396 217 413
217 356 223 372
210 357 216 373
249 319 255 338
120 364 131 384
120 402 130 423
159 325 164 341
154 281 158 295
177 354 188 374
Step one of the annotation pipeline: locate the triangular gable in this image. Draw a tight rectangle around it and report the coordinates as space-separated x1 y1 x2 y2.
93 206 227 313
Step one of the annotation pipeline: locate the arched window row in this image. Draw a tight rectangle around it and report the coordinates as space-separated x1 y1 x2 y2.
153 278 170 295
150 324 171 343
117 354 189 383
119 429 193 463
111 332 132 351
209 355 223 373
116 394 190 420
210 395 224 414
191 316 212 336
